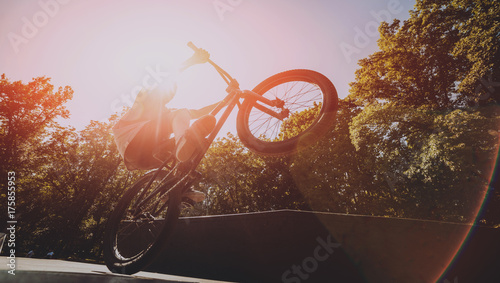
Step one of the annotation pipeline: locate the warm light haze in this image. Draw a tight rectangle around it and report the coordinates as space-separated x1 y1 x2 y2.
0 0 414 131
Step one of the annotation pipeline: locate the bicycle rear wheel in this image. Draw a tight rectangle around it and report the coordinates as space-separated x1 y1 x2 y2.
237 69 338 155
103 170 182 274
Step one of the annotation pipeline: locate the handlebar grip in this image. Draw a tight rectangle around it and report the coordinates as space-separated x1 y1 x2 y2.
187 41 199 52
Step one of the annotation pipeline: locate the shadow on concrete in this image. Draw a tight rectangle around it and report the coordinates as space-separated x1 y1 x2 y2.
149 210 364 282
145 210 500 283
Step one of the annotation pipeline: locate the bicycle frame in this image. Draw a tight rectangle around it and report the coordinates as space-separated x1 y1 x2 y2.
135 43 289 211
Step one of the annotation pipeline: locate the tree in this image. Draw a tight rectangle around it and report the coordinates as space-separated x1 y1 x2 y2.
349 0 500 110
194 133 309 215
0 84 141 259
192 99 377 216
282 99 376 214
347 0 500 222
349 102 499 221
0 74 73 175
0 74 73 232
451 0 500 102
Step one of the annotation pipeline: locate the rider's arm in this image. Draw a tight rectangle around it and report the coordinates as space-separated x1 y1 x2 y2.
179 47 219 119
188 101 221 119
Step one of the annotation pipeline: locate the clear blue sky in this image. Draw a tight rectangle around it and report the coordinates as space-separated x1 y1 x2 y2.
0 0 415 132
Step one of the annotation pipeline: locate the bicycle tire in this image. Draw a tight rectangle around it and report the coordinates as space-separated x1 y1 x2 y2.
103 170 182 274
237 69 338 155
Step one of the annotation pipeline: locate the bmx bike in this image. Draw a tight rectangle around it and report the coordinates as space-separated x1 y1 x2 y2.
103 42 338 274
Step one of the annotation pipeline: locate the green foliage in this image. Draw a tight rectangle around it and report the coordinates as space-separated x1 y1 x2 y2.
0 75 142 260
349 0 500 109
350 102 499 221
451 0 500 98
346 0 500 222
0 74 73 175
280 102 321 139
192 99 379 216
193 133 309 214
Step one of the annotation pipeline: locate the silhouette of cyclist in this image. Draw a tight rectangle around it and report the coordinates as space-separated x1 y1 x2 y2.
113 48 219 202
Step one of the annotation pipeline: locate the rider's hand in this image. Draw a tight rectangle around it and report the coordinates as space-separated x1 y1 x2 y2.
191 48 210 64
182 48 210 70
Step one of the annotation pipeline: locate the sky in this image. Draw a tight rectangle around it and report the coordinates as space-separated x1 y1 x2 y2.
0 0 416 132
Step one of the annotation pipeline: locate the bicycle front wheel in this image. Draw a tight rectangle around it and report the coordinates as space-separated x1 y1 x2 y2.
103 170 182 275
237 69 338 155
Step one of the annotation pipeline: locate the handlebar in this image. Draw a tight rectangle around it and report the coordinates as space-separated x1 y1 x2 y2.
186 41 236 87
187 41 213 66
187 41 198 52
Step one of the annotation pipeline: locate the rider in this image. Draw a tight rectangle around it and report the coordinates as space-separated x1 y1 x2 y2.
113 48 219 202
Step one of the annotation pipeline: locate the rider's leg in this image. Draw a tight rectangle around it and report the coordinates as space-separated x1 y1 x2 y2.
152 108 193 163
173 110 216 163
151 109 186 162
127 121 167 170
170 109 210 203
171 109 191 145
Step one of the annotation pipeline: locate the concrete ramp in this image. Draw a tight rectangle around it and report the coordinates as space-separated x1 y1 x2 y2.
146 210 499 282
2 211 497 282
0 257 231 283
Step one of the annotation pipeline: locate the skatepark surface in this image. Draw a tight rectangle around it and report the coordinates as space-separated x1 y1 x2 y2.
0 257 233 283
1 210 499 282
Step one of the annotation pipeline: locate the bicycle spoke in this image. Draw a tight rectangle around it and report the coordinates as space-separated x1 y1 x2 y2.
286 84 320 104
116 220 141 236
251 115 272 135
117 221 158 245
248 80 324 141
111 172 173 261
269 119 282 140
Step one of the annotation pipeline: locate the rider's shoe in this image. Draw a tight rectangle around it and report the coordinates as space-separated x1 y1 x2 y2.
176 114 216 162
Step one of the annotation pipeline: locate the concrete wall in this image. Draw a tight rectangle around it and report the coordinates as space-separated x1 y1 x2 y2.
146 210 500 283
